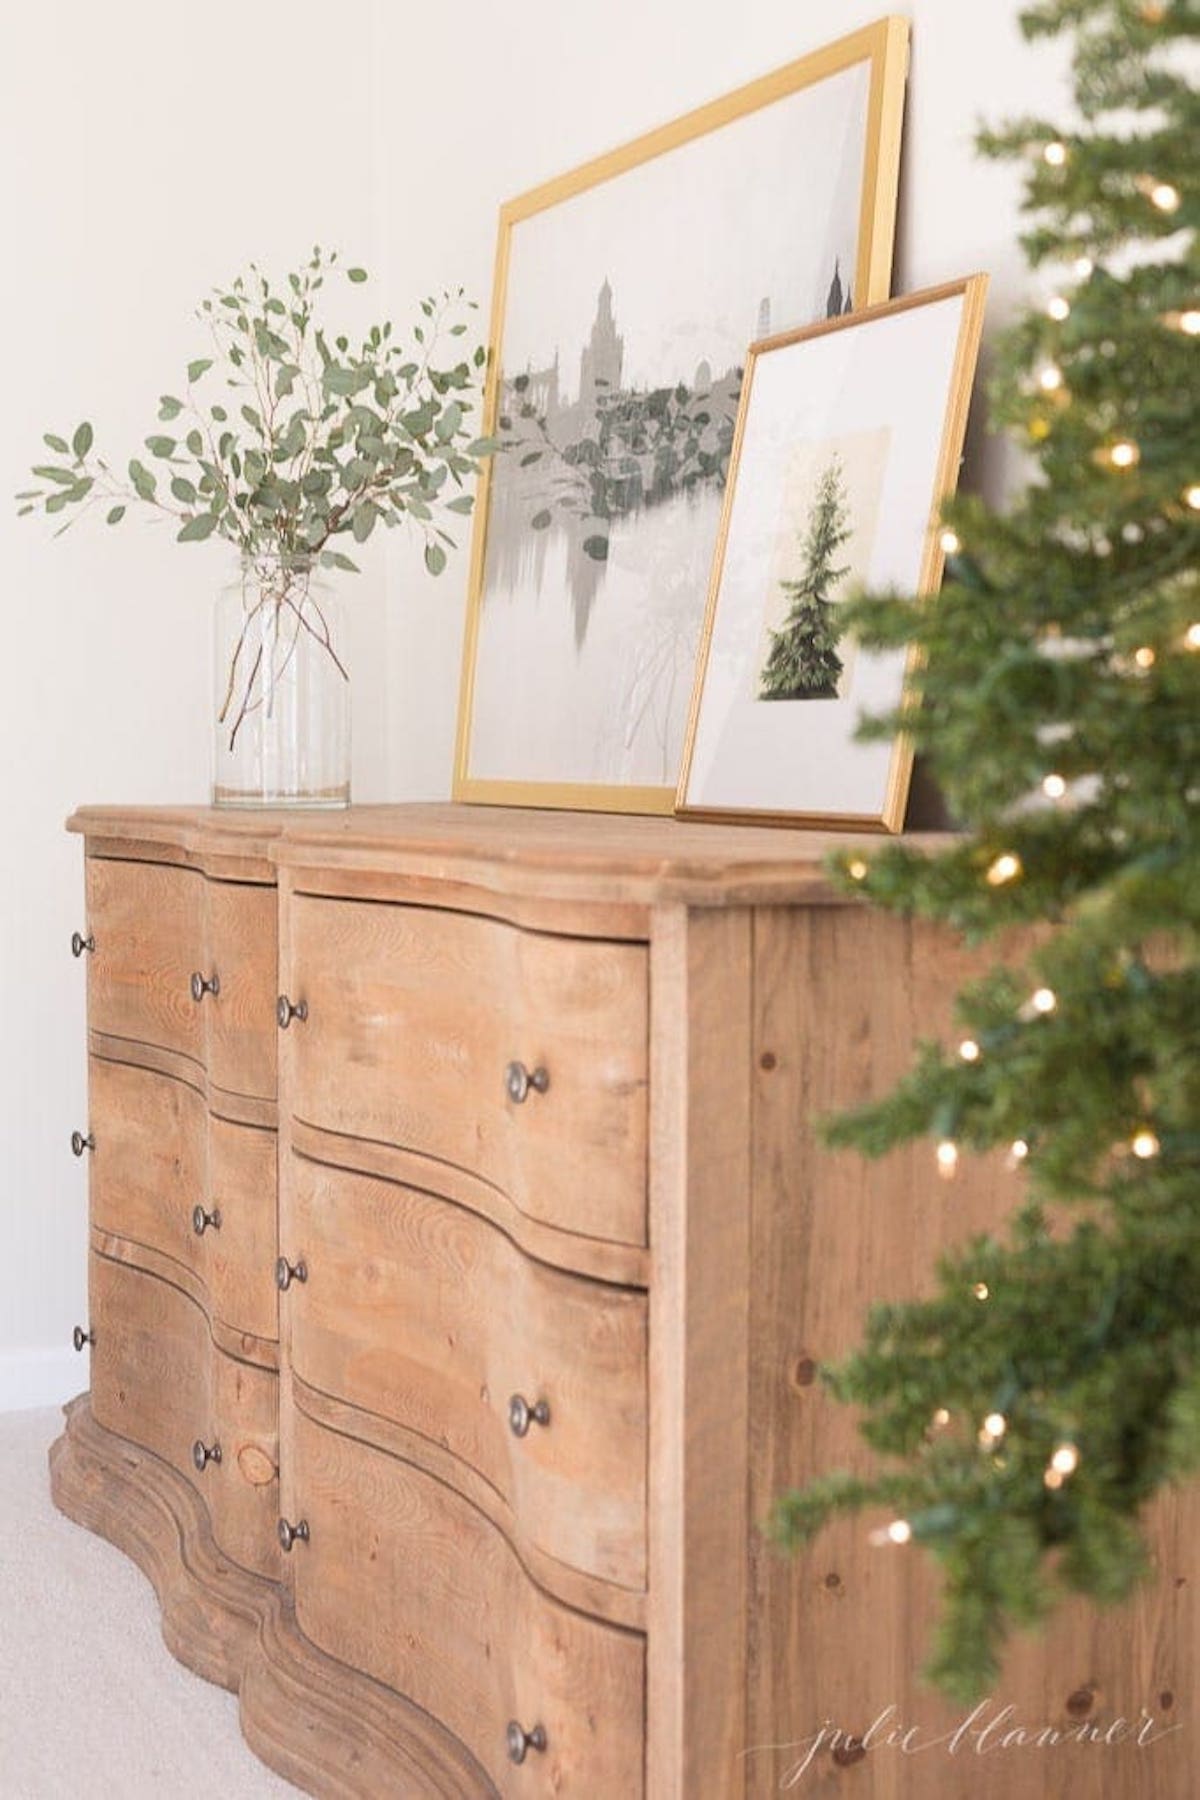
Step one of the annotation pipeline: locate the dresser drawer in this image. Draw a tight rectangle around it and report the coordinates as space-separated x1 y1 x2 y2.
285 1157 646 1590
86 858 277 1100
288 1406 644 1797
89 1250 279 1578
87 859 204 1063
89 1056 277 1344
286 897 649 1246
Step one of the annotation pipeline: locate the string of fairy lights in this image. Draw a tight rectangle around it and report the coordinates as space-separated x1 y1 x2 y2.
856 96 1193 1552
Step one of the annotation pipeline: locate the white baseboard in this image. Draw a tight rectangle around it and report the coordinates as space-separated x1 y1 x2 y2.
0 1346 85 1413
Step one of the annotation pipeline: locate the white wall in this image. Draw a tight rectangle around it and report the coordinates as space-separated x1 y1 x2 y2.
0 1 1071 1406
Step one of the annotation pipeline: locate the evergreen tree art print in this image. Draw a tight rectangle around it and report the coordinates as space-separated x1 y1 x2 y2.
758 455 852 701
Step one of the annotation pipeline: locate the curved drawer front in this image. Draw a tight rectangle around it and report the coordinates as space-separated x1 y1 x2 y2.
204 878 277 1101
87 859 204 1063
89 1250 279 1578
290 1408 644 1797
287 1157 646 1590
89 1057 277 1344
287 897 648 1247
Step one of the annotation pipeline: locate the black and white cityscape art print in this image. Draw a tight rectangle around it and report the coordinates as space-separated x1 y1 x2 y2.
459 30 904 806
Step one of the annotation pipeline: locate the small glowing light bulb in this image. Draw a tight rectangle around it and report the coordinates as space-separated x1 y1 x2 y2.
1132 1128 1161 1159
1009 1138 1030 1165
1179 311 1200 336
959 1038 981 1063
887 1519 912 1545
936 1139 960 1179
983 1412 1007 1440
1051 1443 1080 1476
1134 645 1156 669
986 852 1022 887
1042 773 1067 799
1047 296 1070 322
1044 1466 1065 1491
1073 256 1094 280
1185 486 1200 511
1150 182 1181 213
1043 141 1068 168
1032 987 1058 1014
940 528 961 555
972 1281 991 1302
1185 624 1200 650
847 857 868 882
1038 365 1065 393
1109 440 1140 470
932 1408 951 1428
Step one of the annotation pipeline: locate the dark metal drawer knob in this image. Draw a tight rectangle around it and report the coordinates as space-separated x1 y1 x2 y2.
508 1394 551 1438
276 1255 308 1292
190 970 220 1002
192 1204 222 1237
505 1061 549 1105
192 1438 222 1472
71 931 95 958
277 993 308 1029
70 1130 95 1157
278 1516 309 1553
506 1721 547 1765
72 1326 93 1352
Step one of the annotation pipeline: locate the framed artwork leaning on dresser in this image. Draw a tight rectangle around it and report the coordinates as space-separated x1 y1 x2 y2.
454 18 910 815
675 274 989 830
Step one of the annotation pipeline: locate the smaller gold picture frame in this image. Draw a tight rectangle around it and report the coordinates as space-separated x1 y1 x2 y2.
675 275 988 831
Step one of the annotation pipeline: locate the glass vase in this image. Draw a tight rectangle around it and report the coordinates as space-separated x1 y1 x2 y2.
213 553 350 808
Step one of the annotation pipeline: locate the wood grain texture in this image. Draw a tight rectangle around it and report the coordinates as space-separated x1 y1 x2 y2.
289 1120 649 1287
286 1154 647 1592
88 1032 277 1131
87 857 205 1064
88 1056 277 1345
744 906 1196 1800
290 1404 645 1797
288 895 649 1246
89 1250 280 1580
646 906 753 1800
205 878 278 1101
50 1397 495 1799
93 1229 279 1372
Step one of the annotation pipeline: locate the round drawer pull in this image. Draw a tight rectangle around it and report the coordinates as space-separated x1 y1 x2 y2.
508 1394 550 1438
278 1516 309 1553
70 1129 95 1158
72 1326 93 1352
192 1438 222 1472
190 970 220 1003
70 931 95 958
277 993 309 1029
506 1721 547 1765
276 1255 308 1292
505 1061 549 1105
192 1204 222 1237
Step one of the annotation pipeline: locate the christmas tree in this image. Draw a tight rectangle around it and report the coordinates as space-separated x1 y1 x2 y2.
774 0 1199 1702
759 455 851 700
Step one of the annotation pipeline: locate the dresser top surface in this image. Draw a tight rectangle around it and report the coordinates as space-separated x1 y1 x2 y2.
68 802 951 906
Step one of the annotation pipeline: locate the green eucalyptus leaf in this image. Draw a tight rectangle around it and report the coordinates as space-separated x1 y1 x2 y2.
347 268 368 283
43 433 70 454
146 435 176 458
170 476 198 504
73 422 94 459
32 466 79 485
177 512 217 542
320 550 360 573
129 460 157 500
424 542 447 576
187 358 213 383
445 495 474 515
158 396 183 421
106 505 126 525
186 430 204 456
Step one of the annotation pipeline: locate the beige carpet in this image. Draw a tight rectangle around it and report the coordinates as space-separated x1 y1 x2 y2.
0 1405 299 1798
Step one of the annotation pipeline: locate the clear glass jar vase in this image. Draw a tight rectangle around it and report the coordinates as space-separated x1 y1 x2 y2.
213 552 350 808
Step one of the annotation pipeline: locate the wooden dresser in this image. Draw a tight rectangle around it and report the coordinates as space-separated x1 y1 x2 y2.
51 806 1195 1800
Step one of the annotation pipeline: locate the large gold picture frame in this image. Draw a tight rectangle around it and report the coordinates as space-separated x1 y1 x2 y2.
675 276 989 831
454 18 910 815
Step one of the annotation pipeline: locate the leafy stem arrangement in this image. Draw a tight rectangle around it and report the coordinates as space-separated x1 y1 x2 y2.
18 248 493 748
773 0 1198 1704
